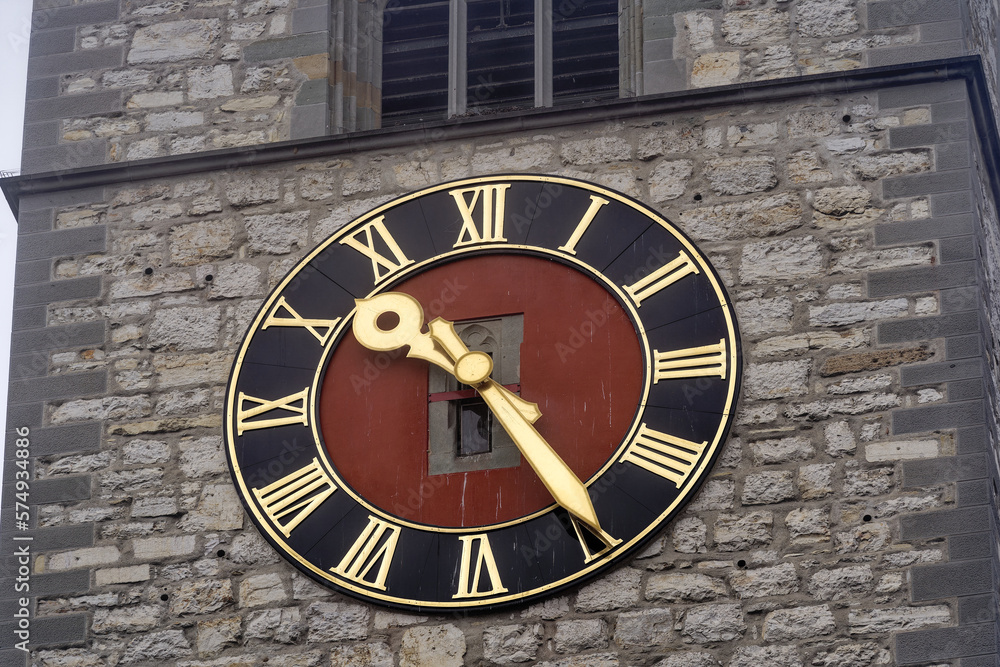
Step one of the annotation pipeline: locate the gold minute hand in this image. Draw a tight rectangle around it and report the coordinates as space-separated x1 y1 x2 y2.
353 292 605 536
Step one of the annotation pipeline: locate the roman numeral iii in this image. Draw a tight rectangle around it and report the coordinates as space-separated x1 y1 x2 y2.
621 424 708 487
237 388 310 434
331 516 401 591
653 339 728 382
339 216 415 284
252 458 337 537
452 534 508 599
623 250 699 306
451 184 511 247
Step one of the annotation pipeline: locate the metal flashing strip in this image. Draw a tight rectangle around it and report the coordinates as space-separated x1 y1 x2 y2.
2 56 998 219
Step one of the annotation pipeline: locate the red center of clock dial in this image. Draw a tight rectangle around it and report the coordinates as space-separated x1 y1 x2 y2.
320 254 644 528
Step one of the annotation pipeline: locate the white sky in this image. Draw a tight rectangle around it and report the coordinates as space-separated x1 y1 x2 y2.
1 1 33 441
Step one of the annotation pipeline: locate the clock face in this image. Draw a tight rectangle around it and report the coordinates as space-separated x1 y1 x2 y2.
224 174 742 611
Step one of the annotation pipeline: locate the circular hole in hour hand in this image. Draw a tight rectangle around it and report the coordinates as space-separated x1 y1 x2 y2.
376 310 400 332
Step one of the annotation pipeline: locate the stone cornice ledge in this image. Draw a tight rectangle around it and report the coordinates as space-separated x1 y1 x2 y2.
2 56 998 218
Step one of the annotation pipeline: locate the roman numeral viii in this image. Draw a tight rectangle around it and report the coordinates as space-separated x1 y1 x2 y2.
452 534 508 599
621 424 708 488
339 216 414 284
252 458 337 537
451 184 510 247
623 250 700 306
653 339 727 383
237 388 310 434
331 516 401 591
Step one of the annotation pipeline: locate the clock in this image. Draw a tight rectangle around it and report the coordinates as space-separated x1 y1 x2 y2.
224 174 742 611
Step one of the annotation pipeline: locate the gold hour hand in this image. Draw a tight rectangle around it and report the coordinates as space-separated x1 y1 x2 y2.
352 292 608 537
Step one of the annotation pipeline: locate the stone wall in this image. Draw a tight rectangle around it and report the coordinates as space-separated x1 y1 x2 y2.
22 0 986 174
5 68 998 664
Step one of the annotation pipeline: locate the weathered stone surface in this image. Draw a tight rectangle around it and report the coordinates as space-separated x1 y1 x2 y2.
245 211 310 255
728 563 799 598
680 193 802 241
47 546 121 571
240 573 289 608
763 605 835 641
751 437 814 465
133 535 197 560
788 110 840 138
178 484 244 531
537 654 620 667
843 466 893 497
745 360 810 400
812 186 871 216
831 245 933 274
786 508 830 542
729 645 801 667
834 521 892 553
865 439 938 462
727 122 779 146
482 624 543 664
849 606 950 634
646 572 727 602
852 151 931 180
742 470 796 505
691 52 741 88
653 653 719 667
129 20 221 64
343 168 382 196
704 156 777 195
673 517 708 553
614 608 672 649
740 236 823 284
808 299 907 327
735 297 794 335
229 531 281 565
328 643 393 667
179 437 227 478
96 564 151 586
132 496 178 518
687 479 735 511
245 608 301 643
788 151 832 183
811 643 881 667
649 160 694 201
150 306 222 350
553 619 608 653
561 138 632 165
189 65 234 99
52 395 152 424
682 603 746 643
637 128 700 160
796 0 858 37
723 8 789 45
715 512 773 551
197 616 241 657
170 579 234 616
575 567 641 612
400 625 466 667
808 565 874 601
306 601 370 641
226 175 280 207
798 463 835 499
472 144 554 172
120 629 191 664
820 347 932 376
92 605 162 634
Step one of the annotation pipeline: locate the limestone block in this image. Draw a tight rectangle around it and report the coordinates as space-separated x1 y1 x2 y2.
735 296 794 336
673 516 708 553
178 484 244 531
687 479 735 511
210 263 263 299
865 439 938 462
852 151 931 180
95 564 151 586
537 654 620 667
812 643 881 667
92 605 163 635
831 245 934 274
244 0 290 17
682 11 715 51
722 8 789 45
714 511 773 551
46 451 115 475
820 347 931 376
226 176 281 207
150 306 222 350
727 122 779 146
156 353 232 389
400 625 466 667
729 645 801 667
306 601 369 641
240 573 290 608
147 112 205 131
553 618 608 653
170 579 234 615
750 437 814 465
883 549 943 568
122 439 170 465
798 464 835 499
266 652 325 667
740 236 823 284
561 138 632 165
102 468 162 495
614 608 672 649
848 606 950 634
129 20 221 64
646 572 726 602
763 605 835 641
179 437 227 478
120 630 191 664
691 52 740 88
827 374 892 395
742 470 796 505
728 562 799 598
808 299 908 327
300 172 337 200
788 151 833 183
682 603 746 643
649 160 693 202
110 272 197 300
788 110 840 138
343 168 382 196
329 643 393 667
47 546 121 571
679 193 803 242
170 219 236 266
796 0 859 37
132 496 178 518
245 211 310 255
811 185 871 216
189 65 234 99
637 128 700 160
133 535 197 560
575 567 641 612
786 508 830 542
245 608 301 643
482 624 543 664
843 466 893 497
808 564 874 601
472 144 554 172
156 388 212 417
128 91 185 108
653 653 720 667
229 531 282 565
834 521 892 553
197 616 241 656
745 360 810 400
704 156 777 196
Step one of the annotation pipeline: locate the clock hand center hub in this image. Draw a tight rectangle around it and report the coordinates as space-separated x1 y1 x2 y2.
454 351 493 385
